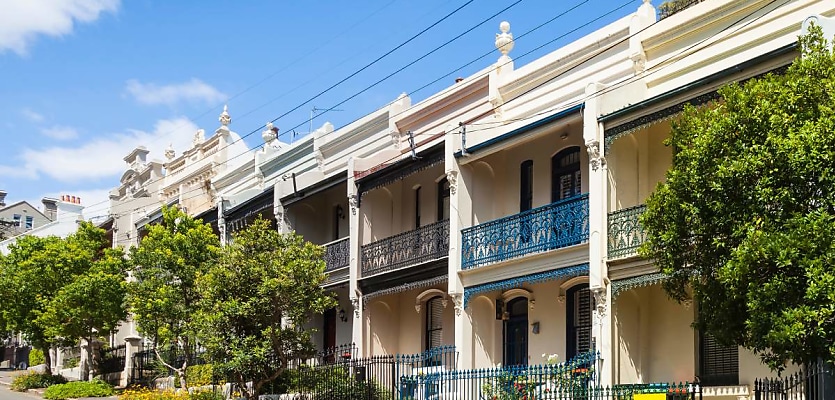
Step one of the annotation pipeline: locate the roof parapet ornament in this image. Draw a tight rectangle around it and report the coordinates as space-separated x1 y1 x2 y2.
495 21 514 66
165 143 175 160
219 104 231 127
262 121 278 145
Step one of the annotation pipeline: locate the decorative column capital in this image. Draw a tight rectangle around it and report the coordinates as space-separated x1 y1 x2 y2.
451 293 464 317
348 194 358 215
592 287 608 325
350 298 360 318
586 139 606 171
446 170 458 195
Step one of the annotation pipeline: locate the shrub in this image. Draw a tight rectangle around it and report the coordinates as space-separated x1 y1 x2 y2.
185 364 217 387
119 387 223 400
10 371 68 392
29 349 45 366
43 380 114 400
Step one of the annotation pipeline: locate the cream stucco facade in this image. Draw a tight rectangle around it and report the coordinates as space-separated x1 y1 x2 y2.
102 0 835 396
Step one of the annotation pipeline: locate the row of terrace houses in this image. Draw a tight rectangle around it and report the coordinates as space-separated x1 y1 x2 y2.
110 0 835 397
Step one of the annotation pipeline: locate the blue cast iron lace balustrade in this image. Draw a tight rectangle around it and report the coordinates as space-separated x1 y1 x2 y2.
361 219 449 277
607 204 647 259
461 194 589 270
323 237 350 272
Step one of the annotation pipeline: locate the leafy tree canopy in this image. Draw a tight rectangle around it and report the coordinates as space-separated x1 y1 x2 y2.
197 218 335 400
0 222 120 374
127 205 220 387
641 27 835 369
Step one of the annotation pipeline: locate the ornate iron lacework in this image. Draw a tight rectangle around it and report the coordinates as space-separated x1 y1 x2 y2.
226 198 274 232
361 219 449 277
604 64 790 151
610 272 667 301
324 237 350 272
462 264 588 308
608 204 647 260
357 150 445 198
461 194 589 270
362 275 448 308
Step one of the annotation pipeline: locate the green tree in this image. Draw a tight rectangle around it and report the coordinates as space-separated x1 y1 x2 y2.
128 206 220 388
640 27 835 368
197 218 335 400
40 250 127 380
0 222 116 375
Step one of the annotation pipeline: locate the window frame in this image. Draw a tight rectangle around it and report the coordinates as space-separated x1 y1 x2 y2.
437 178 450 222
425 296 444 351
551 147 582 202
520 160 534 212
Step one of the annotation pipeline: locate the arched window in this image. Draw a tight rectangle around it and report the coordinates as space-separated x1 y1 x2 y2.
552 147 581 202
566 284 592 359
425 296 444 351
503 297 529 366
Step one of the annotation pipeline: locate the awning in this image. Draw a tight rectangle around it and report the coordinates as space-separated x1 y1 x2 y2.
357 144 444 199
463 263 588 308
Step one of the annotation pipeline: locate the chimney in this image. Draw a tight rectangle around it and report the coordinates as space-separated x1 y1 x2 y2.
56 194 84 222
0 190 6 207
42 198 58 221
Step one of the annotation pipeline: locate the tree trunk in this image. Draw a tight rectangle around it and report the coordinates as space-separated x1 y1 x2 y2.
178 358 188 389
42 346 52 375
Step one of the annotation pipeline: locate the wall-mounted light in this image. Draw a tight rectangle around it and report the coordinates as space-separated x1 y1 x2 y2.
338 308 348 322
531 321 540 334
336 205 345 220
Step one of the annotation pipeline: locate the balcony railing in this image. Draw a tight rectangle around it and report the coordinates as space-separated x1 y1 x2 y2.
461 194 589 270
361 219 449 277
607 204 647 260
324 237 350 272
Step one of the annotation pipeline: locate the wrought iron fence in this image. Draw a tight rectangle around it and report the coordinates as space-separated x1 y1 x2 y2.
754 362 835 400
361 219 450 277
98 344 126 374
608 204 647 260
462 194 589 269
129 345 207 387
324 237 350 272
280 346 458 399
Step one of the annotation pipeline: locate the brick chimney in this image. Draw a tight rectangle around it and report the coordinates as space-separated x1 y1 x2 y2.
56 195 84 222
0 190 6 207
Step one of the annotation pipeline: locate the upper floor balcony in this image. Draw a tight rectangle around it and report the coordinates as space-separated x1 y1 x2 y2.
323 236 350 285
361 219 449 278
607 204 646 261
462 194 588 270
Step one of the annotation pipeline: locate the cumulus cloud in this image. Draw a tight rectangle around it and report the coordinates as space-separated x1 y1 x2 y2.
41 126 79 140
21 108 45 122
125 78 226 107
0 0 120 55
0 117 200 183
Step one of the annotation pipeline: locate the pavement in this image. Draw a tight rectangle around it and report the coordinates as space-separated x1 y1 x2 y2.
0 370 43 400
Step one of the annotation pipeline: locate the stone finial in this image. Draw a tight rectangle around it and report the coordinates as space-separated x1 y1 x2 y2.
495 21 514 62
262 122 278 144
219 104 231 127
192 129 206 147
164 143 175 160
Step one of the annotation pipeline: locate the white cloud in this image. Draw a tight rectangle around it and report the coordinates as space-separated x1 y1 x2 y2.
125 79 226 107
0 0 120 55
41 126 79 140
21 108 45 122
0 117 200 183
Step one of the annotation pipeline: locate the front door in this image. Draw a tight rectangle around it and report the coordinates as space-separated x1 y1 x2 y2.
323 308 336 361
503 298 529 366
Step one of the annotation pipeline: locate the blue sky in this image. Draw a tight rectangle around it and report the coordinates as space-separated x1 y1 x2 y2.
0 0 640 220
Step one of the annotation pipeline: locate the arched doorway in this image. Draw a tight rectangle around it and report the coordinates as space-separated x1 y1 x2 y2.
503 297 529 366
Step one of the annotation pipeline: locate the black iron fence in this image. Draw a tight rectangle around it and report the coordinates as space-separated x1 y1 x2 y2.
98 344 126 374
283 345 457 399
130 345 207 387
755 362 835 400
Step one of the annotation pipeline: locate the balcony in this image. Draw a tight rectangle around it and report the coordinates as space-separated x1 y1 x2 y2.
361 219 450 277
607 204 646 260
323 237 349 285
461 194 589 270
